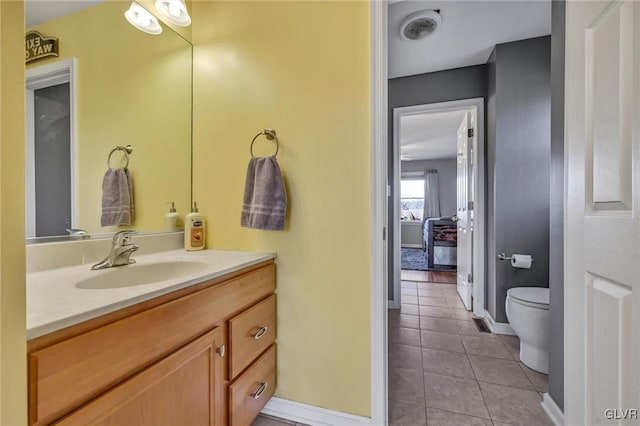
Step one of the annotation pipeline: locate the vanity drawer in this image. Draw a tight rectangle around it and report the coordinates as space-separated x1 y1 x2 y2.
229 345 276 426
229 295 276 379
29 264 275 426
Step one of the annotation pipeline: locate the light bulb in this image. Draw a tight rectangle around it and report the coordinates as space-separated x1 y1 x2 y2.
168 2 181 17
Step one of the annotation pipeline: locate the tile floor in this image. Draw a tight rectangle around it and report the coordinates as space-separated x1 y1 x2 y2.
389 279 552 426
251 414 309 426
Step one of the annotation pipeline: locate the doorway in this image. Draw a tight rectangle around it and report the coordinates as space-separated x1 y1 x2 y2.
391 98 485 316
25 58 77 238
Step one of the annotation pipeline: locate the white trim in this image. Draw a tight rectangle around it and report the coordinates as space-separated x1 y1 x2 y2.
541 393 564 426
25 58 79 233
483 310 516 335
392 98 486 317
369 1 387 426
262 397 371 426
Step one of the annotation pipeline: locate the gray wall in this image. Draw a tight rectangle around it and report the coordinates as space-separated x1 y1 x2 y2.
389 65 487 299
548 0 565 411
486 36 551 323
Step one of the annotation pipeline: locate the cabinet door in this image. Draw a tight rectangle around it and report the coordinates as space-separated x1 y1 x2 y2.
55 327 225 426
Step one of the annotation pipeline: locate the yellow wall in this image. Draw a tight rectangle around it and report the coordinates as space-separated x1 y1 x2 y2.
192 1 371 416
0 0 27 424
28 1 192 234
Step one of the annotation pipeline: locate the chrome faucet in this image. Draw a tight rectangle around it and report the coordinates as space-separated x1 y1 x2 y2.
91 230 139 270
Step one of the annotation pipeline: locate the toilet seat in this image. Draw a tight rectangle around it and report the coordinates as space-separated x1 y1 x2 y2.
507 287 549 310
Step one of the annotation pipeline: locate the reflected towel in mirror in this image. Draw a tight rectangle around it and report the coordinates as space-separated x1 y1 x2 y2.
101 168 135 226
241 157 287 231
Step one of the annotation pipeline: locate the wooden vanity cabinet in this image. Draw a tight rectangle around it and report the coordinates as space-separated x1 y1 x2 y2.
28 260 276 426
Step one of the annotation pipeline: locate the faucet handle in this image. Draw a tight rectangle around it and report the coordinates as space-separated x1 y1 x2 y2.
113 230 138 245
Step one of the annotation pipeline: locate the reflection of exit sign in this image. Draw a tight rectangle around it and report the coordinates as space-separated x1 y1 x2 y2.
25 31 59 63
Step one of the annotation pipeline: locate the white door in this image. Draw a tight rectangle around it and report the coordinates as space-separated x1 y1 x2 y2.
565 1 640 424
456 113 472 310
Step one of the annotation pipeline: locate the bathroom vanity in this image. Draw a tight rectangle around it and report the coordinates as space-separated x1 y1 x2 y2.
27 249 276 426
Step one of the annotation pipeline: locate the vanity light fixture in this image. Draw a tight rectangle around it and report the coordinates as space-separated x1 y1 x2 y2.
154 0 191 27
124 2 163 35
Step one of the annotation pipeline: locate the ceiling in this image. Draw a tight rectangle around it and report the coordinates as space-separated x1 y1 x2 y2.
388 0 551 78
26 0 105 27
400 109 468 161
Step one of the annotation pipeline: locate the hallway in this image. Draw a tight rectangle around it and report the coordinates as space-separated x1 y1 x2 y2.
389 278 551 426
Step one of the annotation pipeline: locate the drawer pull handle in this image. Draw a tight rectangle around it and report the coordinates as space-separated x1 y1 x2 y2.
216 345 225 358
252 326 269 340
251 382 268 399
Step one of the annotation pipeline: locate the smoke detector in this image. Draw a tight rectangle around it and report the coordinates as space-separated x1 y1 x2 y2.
400 9 442 41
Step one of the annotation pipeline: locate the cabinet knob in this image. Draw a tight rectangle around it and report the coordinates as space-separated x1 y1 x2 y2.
251 382 268 399
252 326 269 340
216 345 225 358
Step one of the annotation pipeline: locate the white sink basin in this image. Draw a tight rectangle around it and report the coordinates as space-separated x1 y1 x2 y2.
76 261 210 290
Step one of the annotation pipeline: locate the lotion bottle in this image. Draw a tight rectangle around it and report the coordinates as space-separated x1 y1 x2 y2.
165 202 180 231
185 202 205 251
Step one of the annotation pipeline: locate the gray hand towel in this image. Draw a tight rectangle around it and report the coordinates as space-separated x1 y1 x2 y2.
101 168 135 226
241 156 287 231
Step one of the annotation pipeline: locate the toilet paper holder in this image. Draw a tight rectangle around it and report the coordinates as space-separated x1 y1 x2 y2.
498 253 535 262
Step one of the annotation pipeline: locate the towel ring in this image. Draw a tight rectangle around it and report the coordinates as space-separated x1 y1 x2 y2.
250 129 279 158
107 145 133 169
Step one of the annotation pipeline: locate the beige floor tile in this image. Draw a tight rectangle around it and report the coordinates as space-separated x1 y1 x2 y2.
442 287 460 298
419 296 449 307
456 321 500 338
402 287 418 296
422 348 474 379
402 280 418 289
403 295 419 305
389 344 423 371
499 334 521 361
418 288 444 297
461 335 513 360
447 297 468 310
390 327 422 347
468 355 533 390
389 367 426 404
419 306 452 319
252 415 295 426
421 330 465 353
424 373 490 419
450 308 475 321
492 423 515 426
389 400 427 426
519 362 549 393
417 282 443 290
401 304 420 316
389 312 420 329
480 382 552 426
426 408 493 426
420 317 459 333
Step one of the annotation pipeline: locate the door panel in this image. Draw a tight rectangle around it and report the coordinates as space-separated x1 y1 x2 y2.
456 112 472 310
565 1 640 424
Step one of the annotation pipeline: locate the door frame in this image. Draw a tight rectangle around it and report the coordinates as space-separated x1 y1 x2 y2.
25 58 78 237
391 99 486 316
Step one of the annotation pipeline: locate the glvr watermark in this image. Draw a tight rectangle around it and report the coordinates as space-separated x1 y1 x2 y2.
604 409 638 420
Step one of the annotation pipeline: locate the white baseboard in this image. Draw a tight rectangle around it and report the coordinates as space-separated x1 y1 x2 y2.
388 300 400 309
262 397 371 425
401 244 422 249
541 393 564 426
483 310 516 335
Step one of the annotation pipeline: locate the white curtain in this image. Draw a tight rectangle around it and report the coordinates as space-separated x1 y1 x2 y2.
423 170 440 219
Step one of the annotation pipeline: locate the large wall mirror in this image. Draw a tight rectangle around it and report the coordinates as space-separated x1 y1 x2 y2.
25 0 192 241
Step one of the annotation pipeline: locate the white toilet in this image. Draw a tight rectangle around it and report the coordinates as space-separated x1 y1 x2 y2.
505 287 549 374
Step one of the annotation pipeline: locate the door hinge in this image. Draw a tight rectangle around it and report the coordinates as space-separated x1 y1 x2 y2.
467 128 474 138
468 273 473 284
468 200 474 210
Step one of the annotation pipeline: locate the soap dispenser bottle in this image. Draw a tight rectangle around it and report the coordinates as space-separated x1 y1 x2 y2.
165 202 180 231
185 202 205 251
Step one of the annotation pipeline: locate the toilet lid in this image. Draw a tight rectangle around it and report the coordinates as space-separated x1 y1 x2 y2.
507 287 549 308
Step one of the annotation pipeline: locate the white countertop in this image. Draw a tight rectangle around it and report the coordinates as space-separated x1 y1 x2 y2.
27 249 276 340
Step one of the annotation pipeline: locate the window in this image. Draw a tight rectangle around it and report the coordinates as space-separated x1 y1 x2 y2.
401 179 424 221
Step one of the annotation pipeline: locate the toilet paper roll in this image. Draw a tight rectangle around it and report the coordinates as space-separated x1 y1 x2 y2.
511 254 533 269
